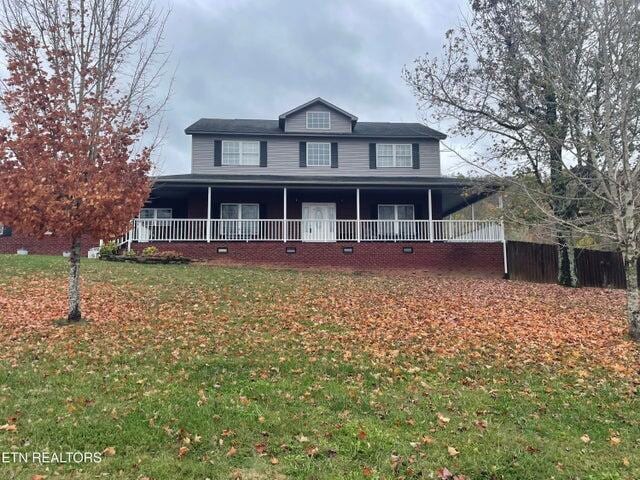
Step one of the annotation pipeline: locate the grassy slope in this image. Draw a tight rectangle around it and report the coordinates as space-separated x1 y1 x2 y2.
0 255 638 480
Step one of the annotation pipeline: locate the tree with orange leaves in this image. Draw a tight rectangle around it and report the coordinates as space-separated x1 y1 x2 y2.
0 0 169 322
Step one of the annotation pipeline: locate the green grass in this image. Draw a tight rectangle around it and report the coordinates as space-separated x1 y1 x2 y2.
0 255 638 479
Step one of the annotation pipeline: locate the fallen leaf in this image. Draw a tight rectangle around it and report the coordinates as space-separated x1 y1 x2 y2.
102 447 116 457
447 446 459 457
0 423 17 432
357 430 367 441
178 446 189 459
226 446 237 457
474 419 488 430
362 466 374 477
437 413 450 426
270 456 279 465
580 434 591 444
609 436 621 446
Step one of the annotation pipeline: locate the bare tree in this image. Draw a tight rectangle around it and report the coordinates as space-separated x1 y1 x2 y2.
555 0 640 339
404 0 595 287
406 0 640 340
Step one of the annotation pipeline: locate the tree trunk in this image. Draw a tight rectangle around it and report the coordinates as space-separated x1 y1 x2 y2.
544 75 579 288
67 237 82 322
623 252 640 341
557 232 579 288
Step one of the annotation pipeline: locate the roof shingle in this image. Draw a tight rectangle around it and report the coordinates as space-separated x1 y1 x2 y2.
184 118 446 139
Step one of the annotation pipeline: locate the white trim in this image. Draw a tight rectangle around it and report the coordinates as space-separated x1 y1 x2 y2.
206 187 212 243
427 189 433 243
356 188 361 243
306 142 331 167
221 140 260 166
283 187 288 243
376 143 412 168
306 111 331 129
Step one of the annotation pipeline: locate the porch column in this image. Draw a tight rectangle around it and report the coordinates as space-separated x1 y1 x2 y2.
356 188 361 243
499 192 508 277
471 203 476 221
427 188 434 242
283 187 287 243
206 186 212 243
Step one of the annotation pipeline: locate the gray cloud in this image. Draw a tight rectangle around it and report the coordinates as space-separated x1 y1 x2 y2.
155 0 465 174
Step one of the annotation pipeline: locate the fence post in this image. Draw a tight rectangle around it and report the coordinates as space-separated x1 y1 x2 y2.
501 218 508 278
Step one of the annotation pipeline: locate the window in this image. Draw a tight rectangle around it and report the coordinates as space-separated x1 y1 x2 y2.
378 204 415 238
222 141 260 166
306 142 331 166
376 144 412 167
306 111 330 129
220 203 260 237
139 208 172 219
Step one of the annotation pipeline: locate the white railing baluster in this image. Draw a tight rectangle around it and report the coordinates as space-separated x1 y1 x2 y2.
125 219 504 244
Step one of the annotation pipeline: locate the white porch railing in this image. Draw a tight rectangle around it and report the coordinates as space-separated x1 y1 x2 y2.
125 218 504 243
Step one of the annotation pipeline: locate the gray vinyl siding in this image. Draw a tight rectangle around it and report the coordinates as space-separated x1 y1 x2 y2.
284 104 352 133
192 135 441 177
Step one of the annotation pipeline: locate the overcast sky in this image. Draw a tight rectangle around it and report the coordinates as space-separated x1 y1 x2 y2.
157 0 468 175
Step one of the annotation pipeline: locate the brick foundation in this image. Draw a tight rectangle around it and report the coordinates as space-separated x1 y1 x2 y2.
131 241 504 274
0 233 98 256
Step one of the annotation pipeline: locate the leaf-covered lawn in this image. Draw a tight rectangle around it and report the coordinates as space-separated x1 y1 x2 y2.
0 255 639 479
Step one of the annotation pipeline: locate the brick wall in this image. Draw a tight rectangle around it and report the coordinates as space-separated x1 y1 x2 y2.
0 233 98 256
131 241 505 274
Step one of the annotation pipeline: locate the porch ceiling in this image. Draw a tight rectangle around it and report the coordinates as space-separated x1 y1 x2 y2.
151 174 499 215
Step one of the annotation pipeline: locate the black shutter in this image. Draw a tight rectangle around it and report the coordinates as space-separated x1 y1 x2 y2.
299 142 307 167
331 142 338 168
369 143 377 169
260 141 267 167
214 140 222 166
412 143 420 169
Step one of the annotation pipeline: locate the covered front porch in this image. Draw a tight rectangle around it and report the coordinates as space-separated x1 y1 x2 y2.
126 178 504 245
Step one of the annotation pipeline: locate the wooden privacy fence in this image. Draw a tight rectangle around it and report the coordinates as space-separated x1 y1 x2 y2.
506 241 629 289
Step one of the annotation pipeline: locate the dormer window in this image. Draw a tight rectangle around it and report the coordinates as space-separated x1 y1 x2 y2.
306 111 330 129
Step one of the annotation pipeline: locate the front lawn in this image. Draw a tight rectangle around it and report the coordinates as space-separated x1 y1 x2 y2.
0 255 638 479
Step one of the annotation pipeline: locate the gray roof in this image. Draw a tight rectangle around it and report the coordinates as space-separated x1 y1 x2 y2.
184 118 446 139
152 173 473 188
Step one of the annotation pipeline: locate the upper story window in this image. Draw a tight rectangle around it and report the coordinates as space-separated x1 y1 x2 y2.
306 111 331 129
307 142 331 166
376 144 412 167
222 140 260 166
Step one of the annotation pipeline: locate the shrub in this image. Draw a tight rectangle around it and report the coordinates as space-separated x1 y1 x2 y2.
123 249 137 257
141 246 158 257
99 241 118 258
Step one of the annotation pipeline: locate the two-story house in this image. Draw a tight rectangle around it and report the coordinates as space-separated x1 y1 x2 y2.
128 97 506 272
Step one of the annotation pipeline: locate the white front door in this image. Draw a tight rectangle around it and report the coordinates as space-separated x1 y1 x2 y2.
302 203 336 242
